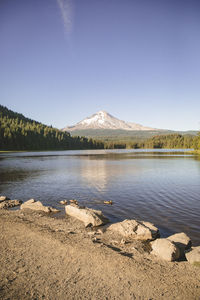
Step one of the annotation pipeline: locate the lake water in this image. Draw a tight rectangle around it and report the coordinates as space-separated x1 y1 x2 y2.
0 149 199 245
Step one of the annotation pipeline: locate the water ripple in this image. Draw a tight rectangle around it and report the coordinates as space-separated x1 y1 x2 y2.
0 150 199 245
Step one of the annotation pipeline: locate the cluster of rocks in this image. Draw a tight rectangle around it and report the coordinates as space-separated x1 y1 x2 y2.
64 203 200 265
1 195 199 265
0 195 59 213
0 196 22 209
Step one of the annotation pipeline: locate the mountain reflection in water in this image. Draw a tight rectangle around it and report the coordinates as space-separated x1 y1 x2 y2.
79 158 142 192
0 149 199 245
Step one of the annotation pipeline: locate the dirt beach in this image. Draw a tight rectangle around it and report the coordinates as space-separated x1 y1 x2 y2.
0 209 199 300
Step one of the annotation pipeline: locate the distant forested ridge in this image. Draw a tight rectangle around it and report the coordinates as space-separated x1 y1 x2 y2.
69 128 199 149
0 105 104 150
0 105 199 151
141 133 199 149
98 133 199 150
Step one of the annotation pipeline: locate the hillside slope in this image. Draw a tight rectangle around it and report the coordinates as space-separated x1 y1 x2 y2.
0 105 103 151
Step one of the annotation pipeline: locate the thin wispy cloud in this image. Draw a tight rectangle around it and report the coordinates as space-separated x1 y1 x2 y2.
56 0 73 36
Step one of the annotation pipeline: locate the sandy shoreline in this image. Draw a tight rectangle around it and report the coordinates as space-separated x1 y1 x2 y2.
0 209 199 300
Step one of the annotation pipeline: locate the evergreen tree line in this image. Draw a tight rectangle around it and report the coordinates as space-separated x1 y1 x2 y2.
97 133 200 150
0 105 199 151
0 105 104 151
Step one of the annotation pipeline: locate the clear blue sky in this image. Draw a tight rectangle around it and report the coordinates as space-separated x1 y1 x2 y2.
0 0 200 131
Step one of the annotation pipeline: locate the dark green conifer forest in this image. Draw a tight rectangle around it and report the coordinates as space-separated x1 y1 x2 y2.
0 105 104 150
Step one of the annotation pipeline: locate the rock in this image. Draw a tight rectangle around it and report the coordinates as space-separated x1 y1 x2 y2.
65 205 109 227
70 203 80 208
92 237 99 243
104 201 113 205
50 207 60 213
120 239 127 245
60 200 68 205
167 232 192 258
142 221 160 237
150 238 180 261
25 199 35 204
87 231 96 236
97 228 105 234
0 199 22 209
20 199 59 213
185 246 200 264
0 196 10 202
111 240 119 244
69 199 78 205
108 219 159 240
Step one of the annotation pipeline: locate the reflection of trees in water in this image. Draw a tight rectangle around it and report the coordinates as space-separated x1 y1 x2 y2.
0 169 41 183
77 152 193 161
193 155 200 162
0 166 43 200
0 156 51 184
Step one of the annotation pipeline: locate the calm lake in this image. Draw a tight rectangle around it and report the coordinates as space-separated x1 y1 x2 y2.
0 149 199 245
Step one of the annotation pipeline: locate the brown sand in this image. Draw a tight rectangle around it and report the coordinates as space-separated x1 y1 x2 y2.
0 209 199 300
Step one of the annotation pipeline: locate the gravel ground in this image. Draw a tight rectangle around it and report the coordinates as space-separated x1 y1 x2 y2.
0 209 200 300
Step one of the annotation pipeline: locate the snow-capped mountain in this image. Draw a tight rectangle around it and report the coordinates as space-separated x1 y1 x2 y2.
63 111 156 131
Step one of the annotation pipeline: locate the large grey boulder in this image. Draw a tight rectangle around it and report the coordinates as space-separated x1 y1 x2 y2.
20 199 59 213
167 232 192 258
0 199 22 209
150 238 180 261
185 246 200 265
65 205 109 227
0 196 10 202
108 219 159 240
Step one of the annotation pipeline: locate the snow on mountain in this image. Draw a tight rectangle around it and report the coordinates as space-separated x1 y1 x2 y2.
63 111 156 131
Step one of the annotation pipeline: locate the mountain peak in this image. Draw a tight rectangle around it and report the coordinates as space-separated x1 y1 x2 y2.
96 110 112 118
63 111 156 132
97 110 107 114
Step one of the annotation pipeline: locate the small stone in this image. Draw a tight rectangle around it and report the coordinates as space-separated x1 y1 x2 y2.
60 200 68 205
111 240 119 244
120 239 127 245
0 196 10 202
69 199 78 205
49 207 60 213
87 231 96 236
104 200 113 205
131 246 138 251
67 230 75 234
